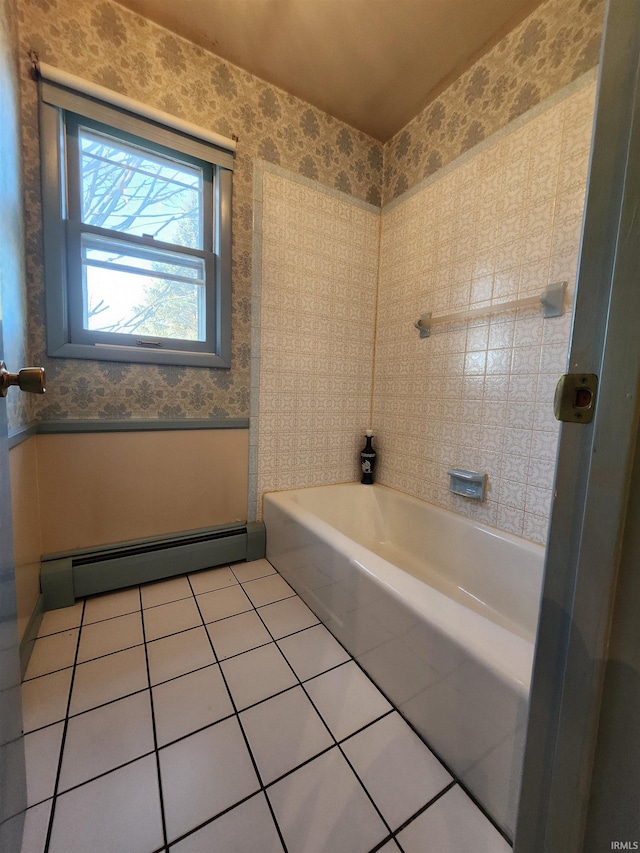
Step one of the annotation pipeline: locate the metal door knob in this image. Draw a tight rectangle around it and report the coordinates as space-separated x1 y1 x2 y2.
0 362 46 397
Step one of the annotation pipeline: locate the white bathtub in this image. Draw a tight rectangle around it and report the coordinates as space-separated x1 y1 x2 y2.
263 482 545 838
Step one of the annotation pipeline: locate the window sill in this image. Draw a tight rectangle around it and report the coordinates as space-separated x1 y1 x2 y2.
48 341 231 368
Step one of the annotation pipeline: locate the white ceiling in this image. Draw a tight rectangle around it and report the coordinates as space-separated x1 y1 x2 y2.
115 0 543 142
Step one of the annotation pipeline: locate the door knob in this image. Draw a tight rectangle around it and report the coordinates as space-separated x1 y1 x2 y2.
0 362 46 397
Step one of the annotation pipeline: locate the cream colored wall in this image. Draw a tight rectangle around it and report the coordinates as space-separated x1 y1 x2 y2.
9 437 42 640
9 429 248 638
372 77 596 544
255 168 379 517
35 430 249 554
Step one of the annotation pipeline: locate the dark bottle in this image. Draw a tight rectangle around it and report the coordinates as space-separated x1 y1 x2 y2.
360 430 376 485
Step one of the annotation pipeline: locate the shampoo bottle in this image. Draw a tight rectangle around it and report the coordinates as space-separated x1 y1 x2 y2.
360 430 376 485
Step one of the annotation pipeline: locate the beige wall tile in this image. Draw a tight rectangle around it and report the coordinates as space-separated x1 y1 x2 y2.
256 171 379 516
373 80 597 544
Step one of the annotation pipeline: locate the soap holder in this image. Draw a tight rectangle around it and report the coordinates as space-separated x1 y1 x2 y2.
447 468 487 501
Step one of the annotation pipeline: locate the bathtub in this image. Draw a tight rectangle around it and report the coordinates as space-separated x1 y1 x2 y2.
263 482 545 838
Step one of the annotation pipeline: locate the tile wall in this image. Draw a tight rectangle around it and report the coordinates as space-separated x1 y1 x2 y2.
372 75 597 544
253 167 380 519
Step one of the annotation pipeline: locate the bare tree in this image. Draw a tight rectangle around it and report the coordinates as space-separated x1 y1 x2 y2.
80 131 204 340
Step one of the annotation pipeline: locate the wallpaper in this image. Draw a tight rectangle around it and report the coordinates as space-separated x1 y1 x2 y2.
383 0 604 204
253 167 379 521
1 0 31 432
373 77 596 545
15 0 383 421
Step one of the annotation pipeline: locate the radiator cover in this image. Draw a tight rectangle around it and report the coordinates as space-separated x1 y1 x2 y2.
40 521 266 610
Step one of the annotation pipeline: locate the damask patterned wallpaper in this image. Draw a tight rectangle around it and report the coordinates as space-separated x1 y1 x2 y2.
15 0 383 421
383 0 604 204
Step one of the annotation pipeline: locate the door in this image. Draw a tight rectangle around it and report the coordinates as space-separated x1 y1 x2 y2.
515 0 640 850
0 310 27 848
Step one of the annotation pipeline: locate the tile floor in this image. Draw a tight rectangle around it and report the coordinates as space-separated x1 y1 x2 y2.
20 559 512 853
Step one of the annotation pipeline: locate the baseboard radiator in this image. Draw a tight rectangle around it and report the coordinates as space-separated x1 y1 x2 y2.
40 521 266 610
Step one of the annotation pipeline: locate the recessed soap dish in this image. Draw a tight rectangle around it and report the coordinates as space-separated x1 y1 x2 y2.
448 468 487 501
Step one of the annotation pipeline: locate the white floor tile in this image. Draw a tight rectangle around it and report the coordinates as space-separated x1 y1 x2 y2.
59 691 154 792
153 664 233 747
147 626 216 686
240 686 333 785
24 722 64 807
196 585 253 623
20 799 52 853
376 842 402 852
242 574 295 607
22 668 73 733
170 793 284 853
341 712 452 830
305 662 392 741
206 610 272 660
278 624 350 681
258 596 319 639
220 644 298 710
69 645 148 716
38 603 84 637
160 716 260 844
141 575 192 608
25 631 78 680
268 748 388 853
143 596 202 641
397 785 511 853
232 559 276 583
48 755 164 853
189 565 237 595
83 587 140 625
76 612 143 663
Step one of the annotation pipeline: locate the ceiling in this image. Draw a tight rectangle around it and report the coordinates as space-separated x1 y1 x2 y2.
114 0 543 142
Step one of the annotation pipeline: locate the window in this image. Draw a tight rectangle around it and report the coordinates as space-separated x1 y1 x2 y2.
39 75 233 367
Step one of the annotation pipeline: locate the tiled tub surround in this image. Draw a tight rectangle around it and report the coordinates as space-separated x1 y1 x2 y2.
372 75 597 544
264 483 545 838
253 167 380 519
254 76 596 546
20 560 510 853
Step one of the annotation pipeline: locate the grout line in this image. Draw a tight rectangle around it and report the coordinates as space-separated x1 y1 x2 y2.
45 748 158 800
368 834 402 853
33 623 84 641
369 202 383 427
163 790 267 851
262 743 336 790
153 710 236 752
42 598 86 853
390 780 456 840
23 646 80 683
26 683 150 734
246 586 396 844
185 575 290 853
138 586 169 850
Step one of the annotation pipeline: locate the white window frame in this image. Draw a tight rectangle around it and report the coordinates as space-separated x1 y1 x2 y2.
39 78 233 368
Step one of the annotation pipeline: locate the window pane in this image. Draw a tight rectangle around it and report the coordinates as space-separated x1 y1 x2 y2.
78 127 204 249
81 234 206 341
